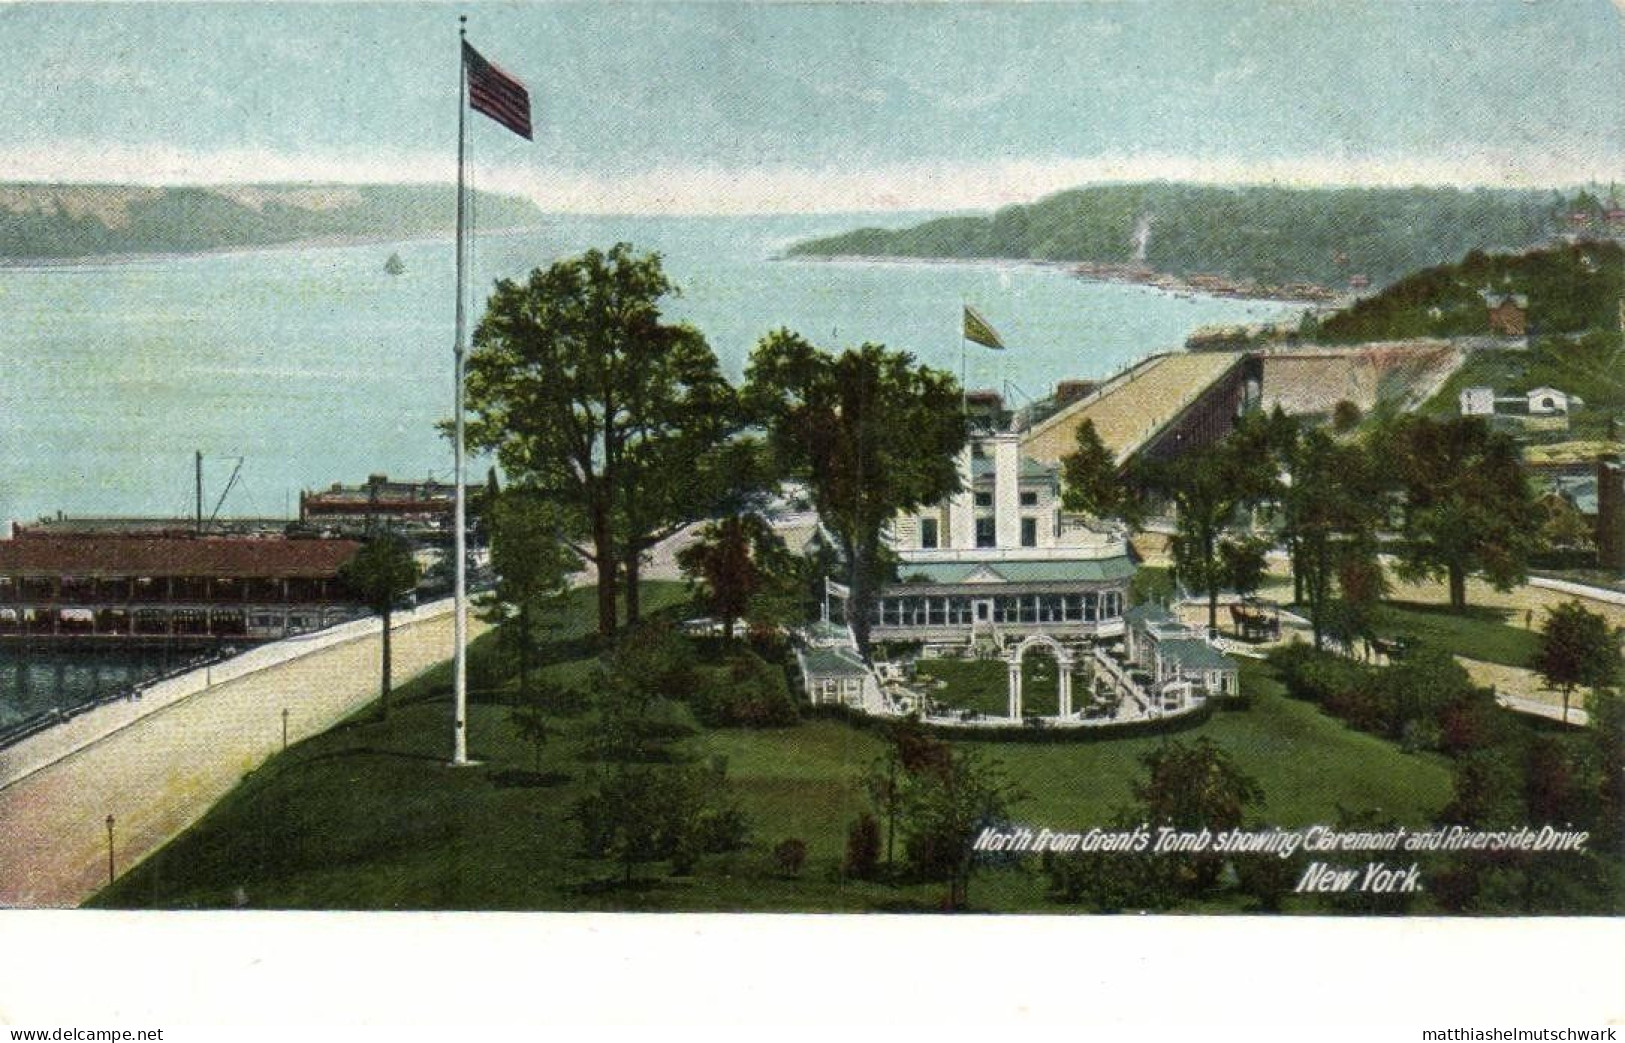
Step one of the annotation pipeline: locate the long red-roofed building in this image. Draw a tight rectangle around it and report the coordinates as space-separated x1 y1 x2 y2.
0 536 364 643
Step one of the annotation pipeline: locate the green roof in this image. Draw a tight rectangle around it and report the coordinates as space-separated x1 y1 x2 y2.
1021 457 1057 479
897 555 1136 585
1123 602 1175 627
799 647 870 678
970 455 1057 480
1158 638 1235 672
805 620 851 641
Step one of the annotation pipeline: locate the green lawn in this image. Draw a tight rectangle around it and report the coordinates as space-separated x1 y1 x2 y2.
93 578 1457 913
916 656 1064 717
1418 349 1526 419
1372 600 1540 668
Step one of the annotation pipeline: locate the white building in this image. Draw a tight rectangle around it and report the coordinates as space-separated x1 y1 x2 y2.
1122 603 1239 702
1526 387 1578 415
862 432 1136 645
1459 386 1496 417
1458 385 1581 419
796 644 884 710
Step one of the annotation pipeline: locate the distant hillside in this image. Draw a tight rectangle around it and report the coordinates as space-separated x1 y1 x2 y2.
1310 240 1625 342
787 183 1586 289
0 183 544 260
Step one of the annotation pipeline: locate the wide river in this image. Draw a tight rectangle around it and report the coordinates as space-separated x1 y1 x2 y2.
0 212 1298 524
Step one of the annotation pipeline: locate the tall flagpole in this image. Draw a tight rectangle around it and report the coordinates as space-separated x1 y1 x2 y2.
960 299 968 416
451 15 471 766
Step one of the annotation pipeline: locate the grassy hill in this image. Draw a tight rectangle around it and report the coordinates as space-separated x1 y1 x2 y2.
92 584 1456 913
0 183 543 260
1311 240 1624 342
1312 240 1625 439
788 183 1581 289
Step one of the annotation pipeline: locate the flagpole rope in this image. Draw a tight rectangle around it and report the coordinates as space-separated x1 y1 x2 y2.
451 15 471 767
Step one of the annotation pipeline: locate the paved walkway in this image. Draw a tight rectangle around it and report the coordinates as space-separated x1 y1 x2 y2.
1456 656 1592 727
0 611 486 908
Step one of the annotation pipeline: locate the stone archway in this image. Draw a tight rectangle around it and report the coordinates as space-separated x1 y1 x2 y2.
1005 634 1075 720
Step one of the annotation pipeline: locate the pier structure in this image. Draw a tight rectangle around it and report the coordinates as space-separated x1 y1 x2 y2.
1021 351 1260 469
300 473 483 539
0 536 365 644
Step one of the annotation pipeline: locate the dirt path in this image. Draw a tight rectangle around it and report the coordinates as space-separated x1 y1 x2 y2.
1382 574 1625 629
1456 656 1592 726
0 612 486 908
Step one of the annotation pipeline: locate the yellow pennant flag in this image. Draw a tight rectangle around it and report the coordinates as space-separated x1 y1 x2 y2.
963 305 1006 349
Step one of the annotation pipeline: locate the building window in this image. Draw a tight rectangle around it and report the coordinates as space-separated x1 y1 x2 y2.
1020 517 1038 547
974 491 992 508
920 517 938 549
975 517 996 548
1020 491 1038 507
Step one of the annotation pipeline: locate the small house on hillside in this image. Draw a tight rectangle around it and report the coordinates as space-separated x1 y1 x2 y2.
1459 386 1496 417
1526 387 1578 416
1459 385 1582 430
1480 291 1528 337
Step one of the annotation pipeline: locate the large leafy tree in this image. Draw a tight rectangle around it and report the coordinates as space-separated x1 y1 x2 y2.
745 332 967 658
1133 737 1264 893
486 488 579 706
895 743 1024 910
1149 418 1277 633
676 513 795 641
1534 600 1620 724
1282 429 1388 650
612 346 767 627
339 533 421 720
464 243 746 638
1376 414 1538 611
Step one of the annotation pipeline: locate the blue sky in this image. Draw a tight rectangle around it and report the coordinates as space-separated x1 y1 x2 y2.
2 1 1622 212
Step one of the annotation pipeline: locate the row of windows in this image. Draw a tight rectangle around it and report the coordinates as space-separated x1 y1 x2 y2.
920 515 1050 549
870 592 1123 627
0 575 335 602
972 491 1043 508
0 607 331 635
812 678 865 707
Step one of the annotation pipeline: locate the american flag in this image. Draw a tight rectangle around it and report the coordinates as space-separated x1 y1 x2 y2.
463 42 532 140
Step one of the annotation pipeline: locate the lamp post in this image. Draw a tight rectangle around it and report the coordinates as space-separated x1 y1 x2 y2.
281 707 289 751
105 814 115 886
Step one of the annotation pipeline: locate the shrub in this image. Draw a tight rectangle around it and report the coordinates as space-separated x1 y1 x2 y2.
1399 717 1444 753
1369 647 1473 739
1235 852 1307 913
843 814 882 880
601 622 697 705
1324 681 1387 734
773 838 809 877
1269 642 1370 705
689 651 799 728
1042 841 1168 912
571 757 749 881
695 805 750 854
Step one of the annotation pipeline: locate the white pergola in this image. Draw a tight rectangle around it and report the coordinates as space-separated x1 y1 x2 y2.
1005 633 1075 720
